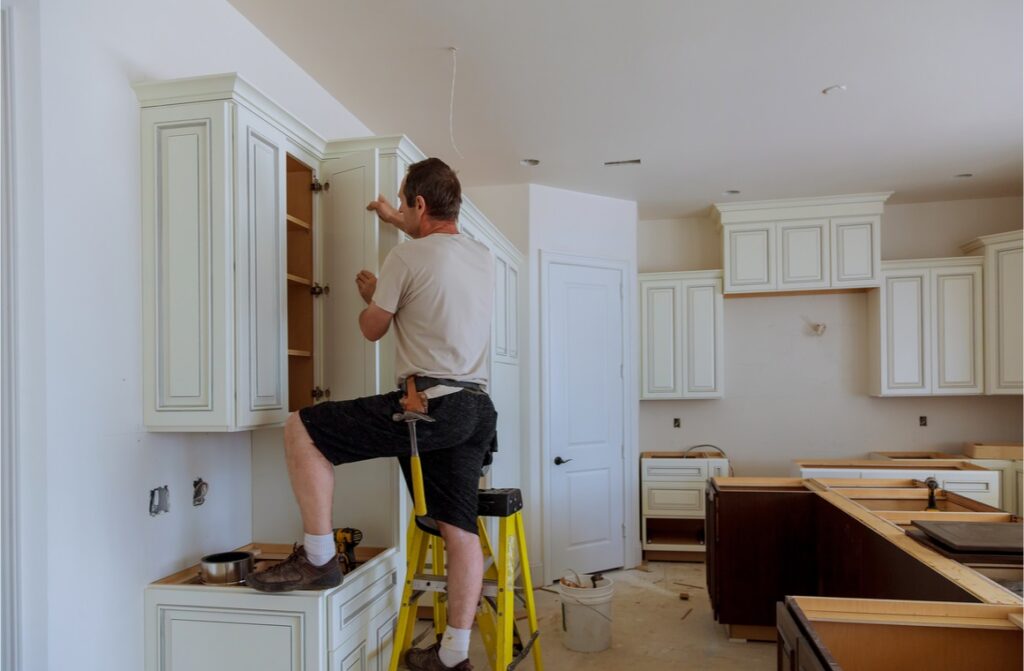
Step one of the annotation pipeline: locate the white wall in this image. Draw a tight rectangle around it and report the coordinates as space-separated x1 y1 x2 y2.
638 196 1023 477
472 183 640 578
6 1 371 669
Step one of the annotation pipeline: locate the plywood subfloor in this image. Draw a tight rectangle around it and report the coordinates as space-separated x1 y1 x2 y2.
413 561 774 670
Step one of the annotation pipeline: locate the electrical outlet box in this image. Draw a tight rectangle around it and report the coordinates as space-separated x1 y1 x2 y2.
149 485 170 516
919 416 928 427
673 418 681 428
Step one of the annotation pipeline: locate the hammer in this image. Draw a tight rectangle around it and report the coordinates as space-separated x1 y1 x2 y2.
394 378 433 517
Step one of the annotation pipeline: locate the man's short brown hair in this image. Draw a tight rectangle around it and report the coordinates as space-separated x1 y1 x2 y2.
403 158 462 221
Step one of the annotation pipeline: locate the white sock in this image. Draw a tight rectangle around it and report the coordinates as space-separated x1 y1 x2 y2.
438 626 471 667
303 532 335 567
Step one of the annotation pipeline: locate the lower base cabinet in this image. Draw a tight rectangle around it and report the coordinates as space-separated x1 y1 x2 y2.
146 546 400 671
777 596 1023 671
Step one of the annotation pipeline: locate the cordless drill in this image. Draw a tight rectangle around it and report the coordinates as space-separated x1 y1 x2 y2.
333 527 363 573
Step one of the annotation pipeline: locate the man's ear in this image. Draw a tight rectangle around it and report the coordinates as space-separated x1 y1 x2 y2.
414 194 427 215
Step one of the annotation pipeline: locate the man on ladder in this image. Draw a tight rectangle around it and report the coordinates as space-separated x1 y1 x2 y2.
247 157 495 671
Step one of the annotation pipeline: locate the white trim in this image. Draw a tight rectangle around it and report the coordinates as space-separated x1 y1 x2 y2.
539 250 640 585
961 229 1023 255
1 8 21 669
882 256 984 271
712 191 893 216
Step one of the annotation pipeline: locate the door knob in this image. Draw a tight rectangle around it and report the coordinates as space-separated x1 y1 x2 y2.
554 456 573 466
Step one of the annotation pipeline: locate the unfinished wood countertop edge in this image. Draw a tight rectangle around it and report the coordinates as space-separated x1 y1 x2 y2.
796 459 988 471
812 489 1022 605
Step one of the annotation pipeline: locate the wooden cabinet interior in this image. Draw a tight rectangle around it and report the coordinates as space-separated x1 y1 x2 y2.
286 155 315 412
779 596 1023 671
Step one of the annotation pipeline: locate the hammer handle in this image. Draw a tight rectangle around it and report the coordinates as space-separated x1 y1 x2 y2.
411 455 427 517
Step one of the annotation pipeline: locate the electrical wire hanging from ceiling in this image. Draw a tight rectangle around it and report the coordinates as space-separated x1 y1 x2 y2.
448 46 464 160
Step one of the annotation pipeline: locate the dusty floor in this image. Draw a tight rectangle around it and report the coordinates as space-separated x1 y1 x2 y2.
413 560 775 670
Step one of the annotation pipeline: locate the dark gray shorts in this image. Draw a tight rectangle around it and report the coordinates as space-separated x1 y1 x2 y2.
298 389 498 536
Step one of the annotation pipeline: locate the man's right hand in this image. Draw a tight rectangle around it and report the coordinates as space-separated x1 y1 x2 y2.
366 194 402 227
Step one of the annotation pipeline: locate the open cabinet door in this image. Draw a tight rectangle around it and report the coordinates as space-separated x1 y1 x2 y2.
319 148 398 547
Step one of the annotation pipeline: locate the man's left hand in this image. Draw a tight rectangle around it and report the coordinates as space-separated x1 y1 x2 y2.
355 270 377 305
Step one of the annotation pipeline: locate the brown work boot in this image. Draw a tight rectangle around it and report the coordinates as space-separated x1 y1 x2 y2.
405 643 473 670
246 544 342 592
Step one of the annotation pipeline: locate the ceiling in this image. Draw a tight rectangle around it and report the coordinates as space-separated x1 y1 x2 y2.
228 0 1023 219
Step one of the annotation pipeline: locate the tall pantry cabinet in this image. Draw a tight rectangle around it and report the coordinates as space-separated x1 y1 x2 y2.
135 74 523 670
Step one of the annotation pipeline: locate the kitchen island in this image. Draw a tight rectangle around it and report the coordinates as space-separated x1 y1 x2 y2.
706 477 1021 642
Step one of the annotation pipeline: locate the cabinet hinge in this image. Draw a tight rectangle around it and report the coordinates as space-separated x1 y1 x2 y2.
310 283 330 297
621 523 626 539
620 363 623 379
311 178 330 193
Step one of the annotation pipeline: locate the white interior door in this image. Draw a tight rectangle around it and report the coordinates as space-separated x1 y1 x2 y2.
543 257 625 579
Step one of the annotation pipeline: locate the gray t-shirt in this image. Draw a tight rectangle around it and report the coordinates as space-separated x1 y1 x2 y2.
373 233 494 390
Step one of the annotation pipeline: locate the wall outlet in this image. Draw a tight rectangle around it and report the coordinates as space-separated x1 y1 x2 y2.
149 485 170 516
673 418 681 428
192 478 208 507
919 416 928 427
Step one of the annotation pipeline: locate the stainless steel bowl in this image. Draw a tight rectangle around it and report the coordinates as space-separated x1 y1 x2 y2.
200 551 254 585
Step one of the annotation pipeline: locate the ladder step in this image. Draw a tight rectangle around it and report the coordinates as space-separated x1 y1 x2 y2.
412 574 521 598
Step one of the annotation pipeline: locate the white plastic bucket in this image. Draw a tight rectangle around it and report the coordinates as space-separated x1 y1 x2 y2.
559 577 614 652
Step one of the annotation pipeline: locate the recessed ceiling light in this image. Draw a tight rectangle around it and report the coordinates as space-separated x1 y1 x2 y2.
520 159 540 167
603 159 642 166
723 189 741 195
821 84 847 95
955 172 974 178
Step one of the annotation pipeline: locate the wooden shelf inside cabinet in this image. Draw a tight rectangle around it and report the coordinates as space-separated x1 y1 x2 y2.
287 273 312 286
286 214 311 232
286 155 315 412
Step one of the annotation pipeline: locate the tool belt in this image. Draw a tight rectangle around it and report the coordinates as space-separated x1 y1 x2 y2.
400 376 485 393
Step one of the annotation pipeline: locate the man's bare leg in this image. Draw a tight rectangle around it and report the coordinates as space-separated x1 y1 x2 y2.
284 411 335 535
438 522 483 626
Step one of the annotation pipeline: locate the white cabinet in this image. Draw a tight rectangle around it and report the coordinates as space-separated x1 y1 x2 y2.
962 230 1023 395
831 215 881 287
640 453 729 556
640 271 724 399
868 258 983 396
146 547 401 671
778 219 830 290
137 93 290 431
796 465 1000 508
724 222 775 292
713 193 890 294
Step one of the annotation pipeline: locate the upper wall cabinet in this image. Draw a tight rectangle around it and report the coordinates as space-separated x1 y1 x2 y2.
962 230 1023 395
135 77 305 431
640 271 724 399
713 193 891 294
867 257 984 396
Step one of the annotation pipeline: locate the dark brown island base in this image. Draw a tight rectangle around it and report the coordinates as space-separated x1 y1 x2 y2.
705 476 1023 659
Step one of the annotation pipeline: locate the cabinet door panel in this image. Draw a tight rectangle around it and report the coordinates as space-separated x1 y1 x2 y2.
494 254 509 357
159 607 303 671
778 220 829 289
725 223 775 292
641 280 683 398
994 246 1023 392
643 482 705 516
932 266 983 394
685 281 723 396
831 216 880 287
142 102 232 430
235 105 288 428
884 272 930 394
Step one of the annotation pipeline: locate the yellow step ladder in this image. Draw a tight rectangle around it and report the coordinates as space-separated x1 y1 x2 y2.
388 488 543 671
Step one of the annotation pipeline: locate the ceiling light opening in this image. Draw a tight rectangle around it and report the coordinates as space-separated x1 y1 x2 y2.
821 84 847 95
604 159 642 166
723 189 741 195
520 159 540 167
955 173 974 178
